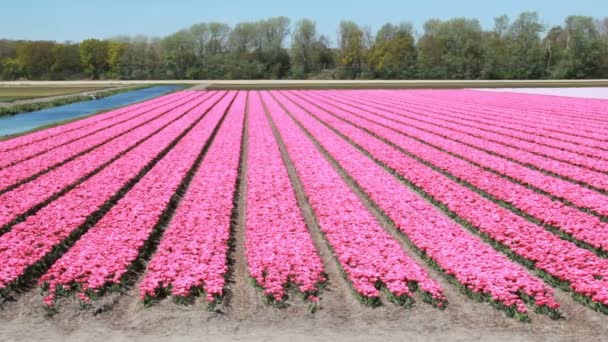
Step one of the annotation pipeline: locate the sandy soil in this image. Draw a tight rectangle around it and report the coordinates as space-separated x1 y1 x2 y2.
1 270 607 342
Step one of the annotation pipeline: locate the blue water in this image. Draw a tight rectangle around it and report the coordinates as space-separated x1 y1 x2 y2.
0 85 183 137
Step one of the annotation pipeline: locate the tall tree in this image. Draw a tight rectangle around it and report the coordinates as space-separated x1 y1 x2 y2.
50 43 82 79
417 18 484 79
207 22 230 55
291 19 317 76
549 16 603 78
107 41 127 79
338 21 365 78
505 12 545 79
15 41 55 79
79 39 109 79
160 30 196 79
369 22 417 79
481 15 510 79
598 18 608 77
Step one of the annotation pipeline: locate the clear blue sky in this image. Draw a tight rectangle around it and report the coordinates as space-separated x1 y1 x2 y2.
1 0 607 44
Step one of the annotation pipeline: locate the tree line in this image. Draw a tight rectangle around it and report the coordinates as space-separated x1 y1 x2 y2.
1 12 607 80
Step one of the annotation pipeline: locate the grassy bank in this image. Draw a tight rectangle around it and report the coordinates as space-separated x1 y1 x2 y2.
0 85 152 117
0 86 113 103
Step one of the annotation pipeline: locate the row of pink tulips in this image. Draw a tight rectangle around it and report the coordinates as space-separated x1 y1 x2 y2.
0 91 183 153
306 92 608 252
275 91 558 316
244 92 326 302
309 91 608 192
339 90 608 160
376 90 608 148
0 92 218 229
307 91 608 219
0 92 222 296
458 90 608 122
263 92 446 306
0 92 206 192
421 89 608 129
40 92 237 305
139 92 246 302
286 90 608 310
349 90 608 171
0 91 189 169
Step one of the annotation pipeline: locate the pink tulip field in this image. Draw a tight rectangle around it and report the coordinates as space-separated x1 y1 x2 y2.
1 88 608 321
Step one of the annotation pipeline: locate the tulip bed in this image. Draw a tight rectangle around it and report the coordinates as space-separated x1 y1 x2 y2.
244 92 325 303
1 89 608 321
139 92 246 303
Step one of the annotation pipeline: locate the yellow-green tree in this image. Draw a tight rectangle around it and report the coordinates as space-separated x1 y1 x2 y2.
338 21 365 78
108 41 127 79
80 39 109 79
369 23 417 79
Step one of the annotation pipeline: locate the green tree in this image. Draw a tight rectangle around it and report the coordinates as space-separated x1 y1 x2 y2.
481 15 510 79
50 43 82 79
338 21 365 78
505 12 545 79
161 30 196 79
108 41 127 79
79 39 109 79
598 17 608 77
549 16 603 78
1 58 24 80
0 40 17 79
15 41 55 79
291 19 317 77
417 18 484 79
369 23 417 79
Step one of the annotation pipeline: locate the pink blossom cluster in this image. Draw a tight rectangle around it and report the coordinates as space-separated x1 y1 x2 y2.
348 91 608 175
316 90 608 219
263 92 446 305
305 91 608 253
0 92 206 191
339 90 608 162
284 90 608 308
0 91 187 154
457 90 608 123
368 90 608 160
39 92 237 304
0 92 224 295
438 97 608 150
276 91 557 313
245 92 326 301
416 89 608 129
0 91 189 169
401 89 608 152
314 91 608 193
139 92 246 302
0 92 218 229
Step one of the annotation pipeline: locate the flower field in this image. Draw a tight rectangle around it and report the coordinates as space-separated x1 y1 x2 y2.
1 89 608 322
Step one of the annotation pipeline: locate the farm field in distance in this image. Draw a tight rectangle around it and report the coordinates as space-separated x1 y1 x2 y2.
0 85 113 102
2 87 608 340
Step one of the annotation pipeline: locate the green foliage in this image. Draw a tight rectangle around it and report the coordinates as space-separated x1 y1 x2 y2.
79 39 109 79
369 23 417 79
50 44 82 80
1 58 23 80
290 19 334 78
338 21 366 79
417 18 485 79
548 16 604 78
1 14 608 80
